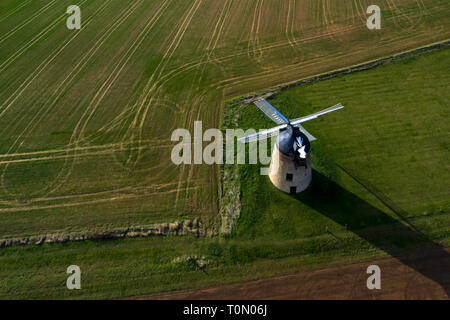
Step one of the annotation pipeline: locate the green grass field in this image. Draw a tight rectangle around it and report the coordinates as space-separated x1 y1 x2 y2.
235 48 449 242
0 0 449 239
0 45 448 299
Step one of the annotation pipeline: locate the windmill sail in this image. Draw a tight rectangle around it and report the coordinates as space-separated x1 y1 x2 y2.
289 103 343 125
237 124 287 143
254 99 289 124
295 124 317 141
238 99 343 144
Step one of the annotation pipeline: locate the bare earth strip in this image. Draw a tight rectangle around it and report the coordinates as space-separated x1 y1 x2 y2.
136 248 450 300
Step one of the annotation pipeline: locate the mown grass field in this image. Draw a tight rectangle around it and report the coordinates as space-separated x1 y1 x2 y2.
0 43 448 299
0 0 449 238
235 48 449 242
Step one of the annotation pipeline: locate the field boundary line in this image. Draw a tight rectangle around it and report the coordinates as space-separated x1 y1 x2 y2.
226 38 450 104
216 19 446 89
0 218 206 248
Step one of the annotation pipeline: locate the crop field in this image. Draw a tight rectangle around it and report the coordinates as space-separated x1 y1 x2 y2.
0 0 449 239
0 48 448 299
0 0 449 299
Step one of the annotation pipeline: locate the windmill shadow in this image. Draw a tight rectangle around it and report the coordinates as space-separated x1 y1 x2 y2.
292 169 450 298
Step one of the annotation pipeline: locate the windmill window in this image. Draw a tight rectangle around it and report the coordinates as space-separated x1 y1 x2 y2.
286 173 293 181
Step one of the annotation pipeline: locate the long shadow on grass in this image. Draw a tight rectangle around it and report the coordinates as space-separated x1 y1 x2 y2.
292 169 450 298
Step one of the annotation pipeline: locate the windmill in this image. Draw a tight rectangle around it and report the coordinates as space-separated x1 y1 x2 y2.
238 99 343 194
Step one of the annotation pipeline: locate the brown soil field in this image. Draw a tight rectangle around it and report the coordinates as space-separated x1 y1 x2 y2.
139 248 450 300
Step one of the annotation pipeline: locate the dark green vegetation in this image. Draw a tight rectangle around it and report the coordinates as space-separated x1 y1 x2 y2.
1 0 449 238
1 47 448 299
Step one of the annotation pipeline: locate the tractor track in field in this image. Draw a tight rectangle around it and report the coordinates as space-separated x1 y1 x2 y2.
107 0 203 171
173 0 232 211
217 24 448 92
0 0 58 45
74 0 171 147
0 31 446 140
97 11 372 111
0 12 360 129
0 179 198 206
219 2 440 88
136 0 376 96
321 0 357 45
0 0 111 126
0 0 90 74
10 0 433 146
247 0 264 63
0 34 446 158
0 185 203 214
0 0 182 207
0 0 142 199
353 0 367 25
76 0 172 153
0 0 33 23
0 142 169 166
0 138 161 161
321 0 338 43
219 38 450 104
125 0 203 166
70 0 171 175
46 0 147 197
0 0 204 210
285 0 302 56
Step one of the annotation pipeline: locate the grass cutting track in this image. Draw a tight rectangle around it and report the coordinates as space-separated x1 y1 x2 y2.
0 0 449 299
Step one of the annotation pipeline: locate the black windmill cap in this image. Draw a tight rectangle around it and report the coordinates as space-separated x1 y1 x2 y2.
277 125 310 155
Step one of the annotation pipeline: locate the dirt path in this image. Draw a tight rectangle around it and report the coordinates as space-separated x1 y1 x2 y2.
137 248 450 300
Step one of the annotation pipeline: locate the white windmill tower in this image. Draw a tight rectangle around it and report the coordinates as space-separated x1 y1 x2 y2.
238 99 343 194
